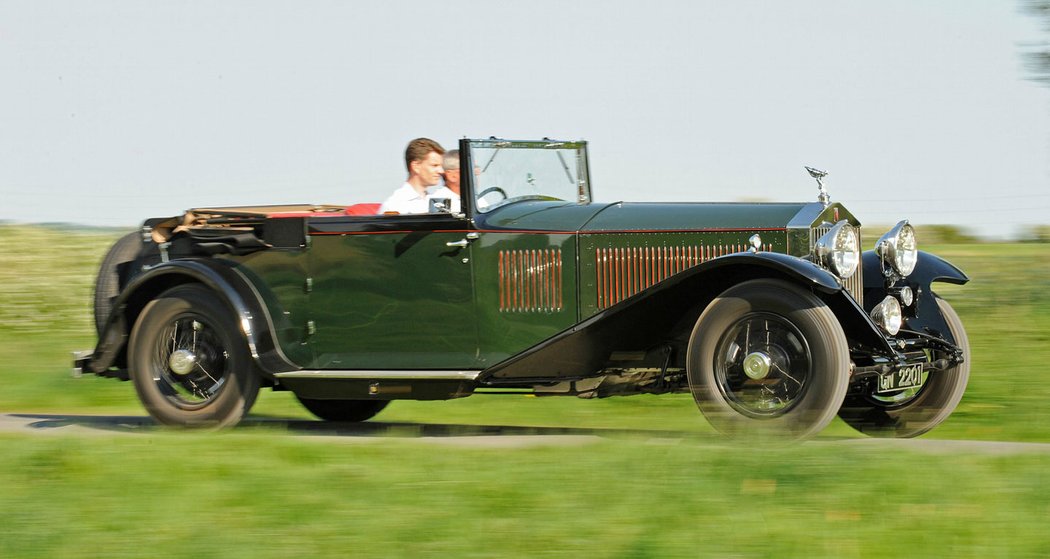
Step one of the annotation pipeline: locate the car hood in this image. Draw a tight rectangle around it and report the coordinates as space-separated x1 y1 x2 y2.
476 200 839 233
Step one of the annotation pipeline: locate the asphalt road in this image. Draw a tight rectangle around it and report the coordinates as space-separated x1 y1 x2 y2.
3 412 1050 452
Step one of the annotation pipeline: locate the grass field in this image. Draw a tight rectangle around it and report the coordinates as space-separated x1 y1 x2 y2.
1 224 1048 557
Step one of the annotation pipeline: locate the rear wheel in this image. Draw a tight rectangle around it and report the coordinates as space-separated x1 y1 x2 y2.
687 279 850 440
838 296 970 438
128 284 259 427
295 396 390 422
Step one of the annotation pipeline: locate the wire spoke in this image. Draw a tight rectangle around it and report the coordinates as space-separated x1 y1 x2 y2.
772 362 802 387
195 361 218 384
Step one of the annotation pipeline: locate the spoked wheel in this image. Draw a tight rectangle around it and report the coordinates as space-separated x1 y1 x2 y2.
687 279 850 440
129 284 259 427
295 396 390 423
838 296 970 438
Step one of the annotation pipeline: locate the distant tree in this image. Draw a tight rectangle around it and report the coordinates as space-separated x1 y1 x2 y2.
1023 1 1050 84
1020 3 1050 244
1021 224 1050 242
915 224 978 244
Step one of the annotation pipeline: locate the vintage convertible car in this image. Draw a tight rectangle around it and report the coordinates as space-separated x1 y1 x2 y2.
76 138 970 439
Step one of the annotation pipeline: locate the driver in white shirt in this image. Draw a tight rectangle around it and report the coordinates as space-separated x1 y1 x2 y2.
379 138 457 215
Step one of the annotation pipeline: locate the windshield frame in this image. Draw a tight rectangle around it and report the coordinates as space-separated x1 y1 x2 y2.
460 138 592 216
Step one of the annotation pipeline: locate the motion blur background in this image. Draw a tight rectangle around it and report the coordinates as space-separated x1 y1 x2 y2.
4 3 1050 557
3 1 1050 239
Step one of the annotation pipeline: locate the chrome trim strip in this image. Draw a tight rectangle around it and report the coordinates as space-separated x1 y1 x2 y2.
274 370 482 381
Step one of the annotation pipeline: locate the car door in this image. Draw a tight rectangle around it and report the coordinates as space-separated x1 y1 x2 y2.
467 228 579 367
305 213 481 370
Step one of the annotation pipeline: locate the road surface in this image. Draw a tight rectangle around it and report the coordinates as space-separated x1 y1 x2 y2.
3 413 1049 452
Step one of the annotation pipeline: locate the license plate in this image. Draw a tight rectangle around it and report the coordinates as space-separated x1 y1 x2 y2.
876 364 925 394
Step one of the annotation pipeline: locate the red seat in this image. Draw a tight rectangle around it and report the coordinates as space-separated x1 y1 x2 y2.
346 203 381 215
267 211 346 218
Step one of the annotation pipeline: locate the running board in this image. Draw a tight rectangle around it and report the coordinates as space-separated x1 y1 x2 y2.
274 370 481 381
273 369 481 400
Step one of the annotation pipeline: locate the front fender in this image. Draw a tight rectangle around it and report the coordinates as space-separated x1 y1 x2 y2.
863 250 969 345
88 258 297 377
863 250 969 292
479 251 886 381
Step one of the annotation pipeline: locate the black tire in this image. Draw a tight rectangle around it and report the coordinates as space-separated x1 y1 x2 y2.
838 296 970 438
128 284 260 427
687 279 850 440
295 396 390 422
94 231 143 335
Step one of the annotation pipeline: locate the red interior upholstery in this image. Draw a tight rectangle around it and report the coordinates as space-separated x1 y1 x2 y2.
345 203 381 215
267 203 380 218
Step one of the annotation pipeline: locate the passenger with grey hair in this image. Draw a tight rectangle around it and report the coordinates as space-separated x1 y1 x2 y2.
441 149 462 196
427 149 461 213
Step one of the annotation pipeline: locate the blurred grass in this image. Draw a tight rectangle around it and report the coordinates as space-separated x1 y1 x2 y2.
0 225 107 336
2 224 1050 557
1 430 1048 559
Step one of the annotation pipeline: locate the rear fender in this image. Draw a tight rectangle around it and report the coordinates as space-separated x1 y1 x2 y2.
479 252 888 381
87 258 297 377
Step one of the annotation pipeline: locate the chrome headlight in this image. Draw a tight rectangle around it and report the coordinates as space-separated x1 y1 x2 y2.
870 295 903 335
815 221 860 279
876 220 918 277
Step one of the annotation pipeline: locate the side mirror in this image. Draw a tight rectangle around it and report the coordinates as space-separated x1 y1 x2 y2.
429 198 452 213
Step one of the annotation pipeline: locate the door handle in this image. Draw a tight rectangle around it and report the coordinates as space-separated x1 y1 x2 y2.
446 232 480 248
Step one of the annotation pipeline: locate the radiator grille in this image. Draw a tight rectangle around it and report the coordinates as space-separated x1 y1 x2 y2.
498 249 563 313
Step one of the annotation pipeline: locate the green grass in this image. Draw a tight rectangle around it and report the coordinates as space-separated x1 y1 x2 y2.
1 224 1049 557
919 243 1050 442
0 431 1048 558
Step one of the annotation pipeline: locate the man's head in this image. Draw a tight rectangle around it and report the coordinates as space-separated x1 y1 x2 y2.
442 149 461 194
404 137 445 188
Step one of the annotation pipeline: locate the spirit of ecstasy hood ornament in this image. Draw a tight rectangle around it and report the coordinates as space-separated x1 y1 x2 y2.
805 166 830 208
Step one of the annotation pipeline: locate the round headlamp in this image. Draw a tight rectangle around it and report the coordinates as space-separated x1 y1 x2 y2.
815 221 860 279
870 295 903 335
898 285 915 307
876 220 918 277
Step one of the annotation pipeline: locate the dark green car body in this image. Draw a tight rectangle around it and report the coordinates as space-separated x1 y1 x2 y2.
79 138 970 438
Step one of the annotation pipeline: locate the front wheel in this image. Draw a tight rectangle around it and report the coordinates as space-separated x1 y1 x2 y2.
687 279 850 440
838 296 970 438
128 284 260 427
295 396 390 422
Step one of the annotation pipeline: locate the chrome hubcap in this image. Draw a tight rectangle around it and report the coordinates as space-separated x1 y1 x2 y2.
168 349 197 376
742 351 773 380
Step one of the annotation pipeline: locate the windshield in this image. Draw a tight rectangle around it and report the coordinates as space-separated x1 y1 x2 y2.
467 139 590 213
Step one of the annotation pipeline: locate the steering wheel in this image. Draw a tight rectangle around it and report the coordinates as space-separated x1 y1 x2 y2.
475 186 509 211
476 186 508 201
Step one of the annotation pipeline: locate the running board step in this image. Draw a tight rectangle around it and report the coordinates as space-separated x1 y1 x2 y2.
274 370 481 381
274 370 481 401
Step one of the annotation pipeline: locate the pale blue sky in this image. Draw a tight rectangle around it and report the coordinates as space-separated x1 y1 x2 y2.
2 1 1047 238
